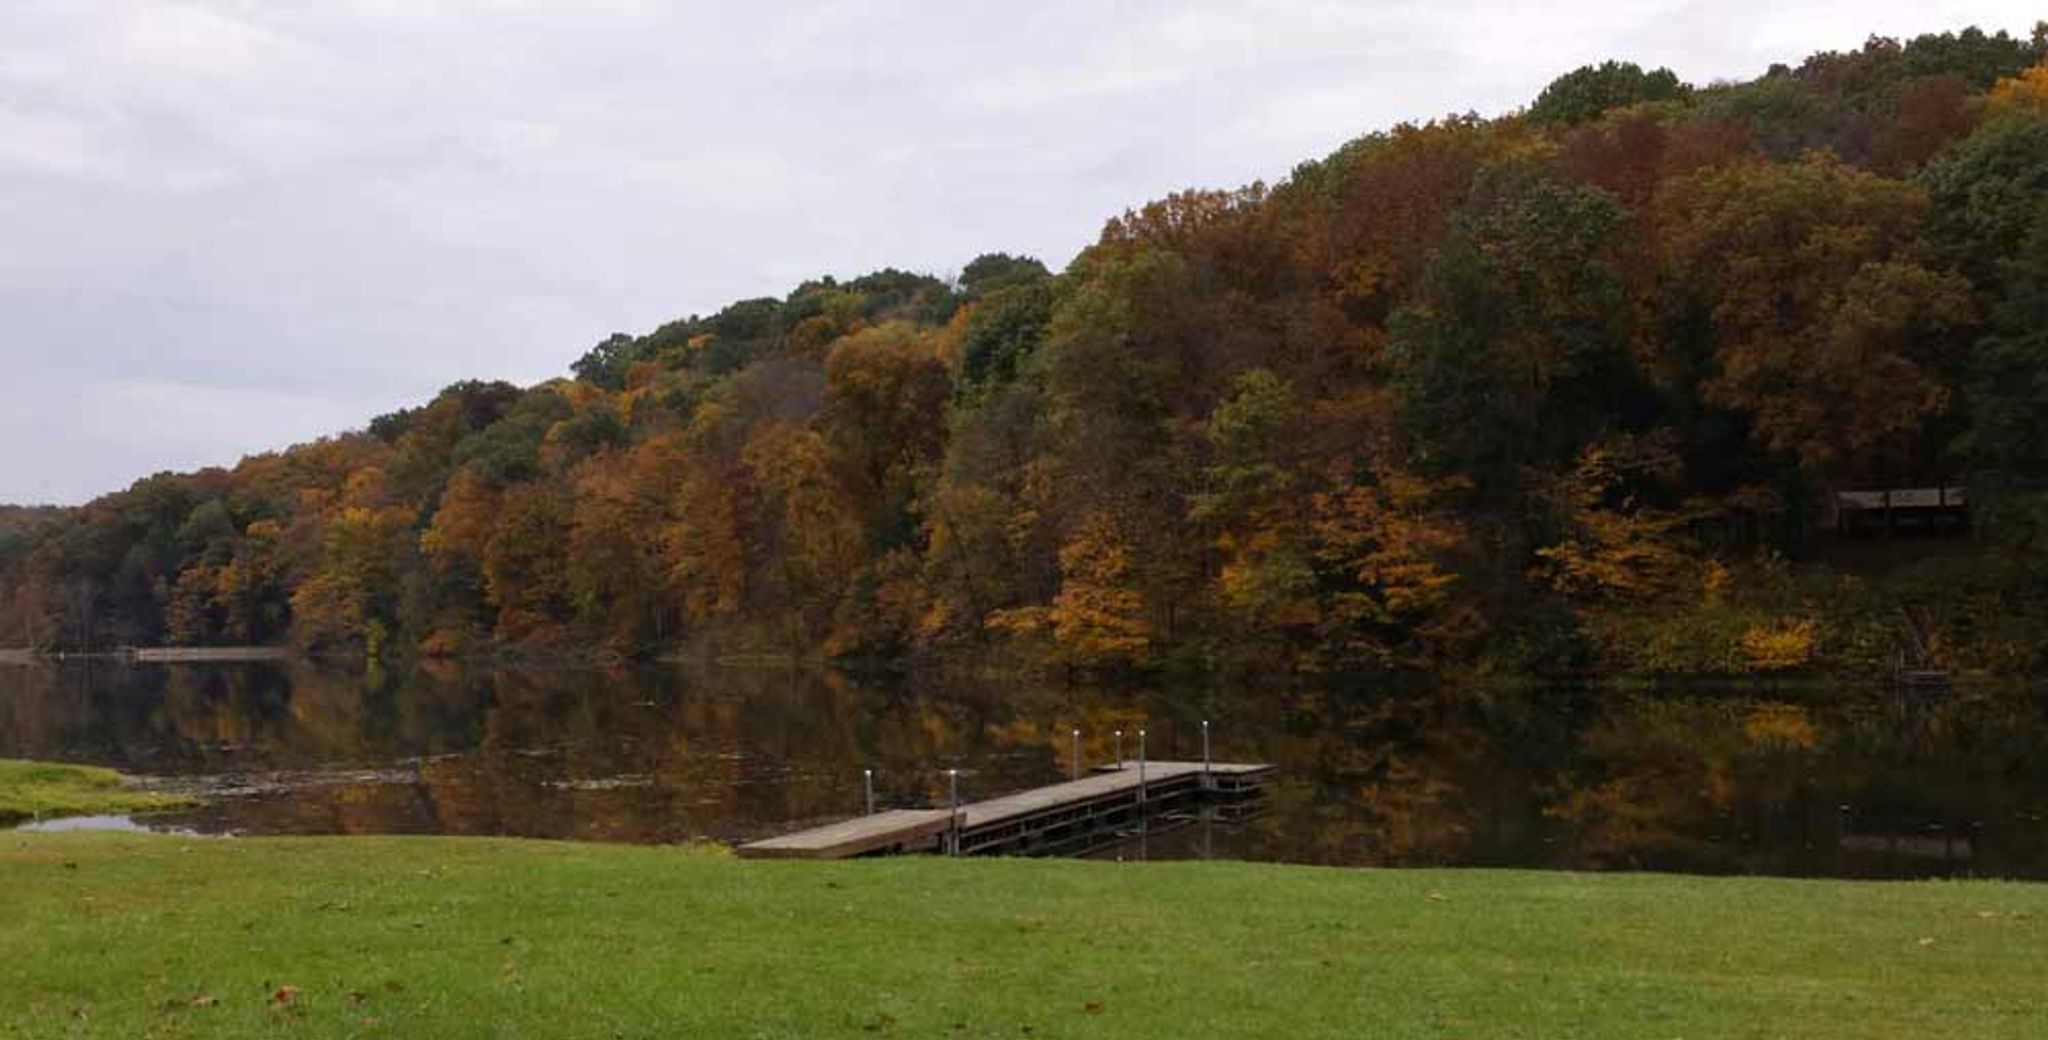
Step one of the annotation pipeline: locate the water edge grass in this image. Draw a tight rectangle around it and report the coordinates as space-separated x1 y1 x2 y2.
2 832 2045 1038
0 759 194 826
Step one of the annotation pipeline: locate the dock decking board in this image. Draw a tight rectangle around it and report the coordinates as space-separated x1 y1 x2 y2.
735 809 954 860
737 760 1273 860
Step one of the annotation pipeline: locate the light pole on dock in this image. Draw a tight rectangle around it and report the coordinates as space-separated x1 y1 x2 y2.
1137 728 1149 836
1136 729 1147 806
1071 728 1081 781
863 768 875 816
947 768 961 856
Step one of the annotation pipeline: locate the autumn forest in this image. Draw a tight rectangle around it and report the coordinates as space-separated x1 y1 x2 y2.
8 27 2048 683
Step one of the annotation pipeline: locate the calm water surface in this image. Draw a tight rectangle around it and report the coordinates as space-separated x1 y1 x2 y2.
3 660 2045 879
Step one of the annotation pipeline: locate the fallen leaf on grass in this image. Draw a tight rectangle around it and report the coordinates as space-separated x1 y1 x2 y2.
188 995 219 1008
272 986 299 1007
1427 891 1448 902
1082 1001 1105 1014
1916 937 1936 947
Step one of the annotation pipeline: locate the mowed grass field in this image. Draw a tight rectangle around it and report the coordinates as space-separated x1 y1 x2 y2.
2 833 2045 1038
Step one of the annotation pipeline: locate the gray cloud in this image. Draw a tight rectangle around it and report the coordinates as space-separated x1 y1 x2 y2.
0 0 2036 503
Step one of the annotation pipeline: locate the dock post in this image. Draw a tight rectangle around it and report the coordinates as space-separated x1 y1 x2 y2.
863 768 875 816
1071 728 1081 781
1114 729 1124 767
947 769 961 856
1137 728 1149 833
1202 720 1212 790
1137 729 1147 806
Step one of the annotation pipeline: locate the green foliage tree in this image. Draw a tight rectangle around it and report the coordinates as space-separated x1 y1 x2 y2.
569 333 641 390
1528 61 1689 127
958 253 1050 298
955 280 1053 399
1959 201 2048 542
1922 112 2048 290
1389 176 1640 487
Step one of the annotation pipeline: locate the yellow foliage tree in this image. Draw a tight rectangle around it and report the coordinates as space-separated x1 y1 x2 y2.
567 450 669 650
1740 618 1819 672
164 563 223 645
421 471 501 570
1535 436 1699 603
662 463 747 625
1047 512 1149 665
290 506 413 651
480 482 572 641
1988 61 2048 118
742 423 863 628
1310 467 1475 664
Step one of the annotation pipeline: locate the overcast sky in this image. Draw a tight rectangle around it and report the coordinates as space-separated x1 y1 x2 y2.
1 1 2037 504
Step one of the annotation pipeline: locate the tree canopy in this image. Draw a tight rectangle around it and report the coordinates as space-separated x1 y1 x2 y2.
6 26 2048 680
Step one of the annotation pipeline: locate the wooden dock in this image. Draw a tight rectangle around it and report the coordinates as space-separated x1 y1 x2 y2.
738 760 1273 860
129 646 290 663
0 646 291 664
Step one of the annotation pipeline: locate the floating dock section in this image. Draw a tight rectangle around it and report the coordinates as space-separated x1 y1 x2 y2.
738 760 1273 860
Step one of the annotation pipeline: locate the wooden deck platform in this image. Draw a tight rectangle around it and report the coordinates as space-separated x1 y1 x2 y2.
738 760 1274 860
735 809 955 860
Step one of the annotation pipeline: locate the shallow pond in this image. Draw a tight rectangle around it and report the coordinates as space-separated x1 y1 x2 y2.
3 660 2045 878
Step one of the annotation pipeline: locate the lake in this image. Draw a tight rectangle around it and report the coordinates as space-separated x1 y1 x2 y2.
3 660 2045 878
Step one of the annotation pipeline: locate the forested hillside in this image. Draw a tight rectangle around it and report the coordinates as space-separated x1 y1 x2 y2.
0 508 66 574
7 27 2048 679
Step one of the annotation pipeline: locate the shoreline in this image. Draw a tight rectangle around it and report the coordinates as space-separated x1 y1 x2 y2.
0 759 197 826
0 644 2017 691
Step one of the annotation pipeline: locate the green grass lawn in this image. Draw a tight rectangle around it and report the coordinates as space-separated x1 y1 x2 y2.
2 834 2044 1038
0 759 193 826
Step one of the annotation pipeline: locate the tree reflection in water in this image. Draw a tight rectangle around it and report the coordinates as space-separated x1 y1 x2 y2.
1 661 2044 878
